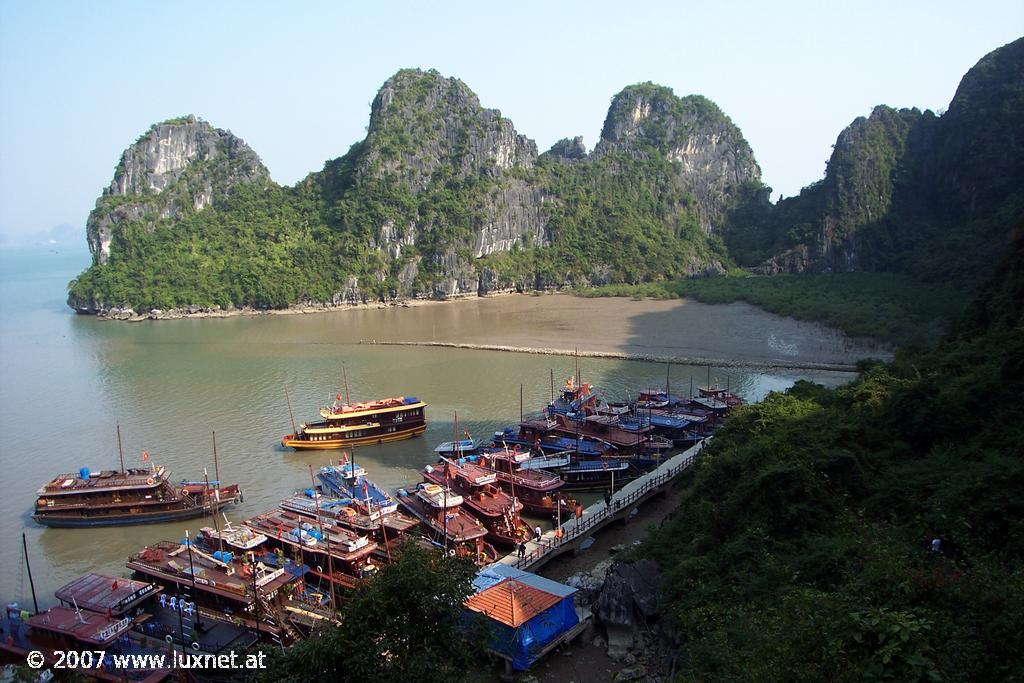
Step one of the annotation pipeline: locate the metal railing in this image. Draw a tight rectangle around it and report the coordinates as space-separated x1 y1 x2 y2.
509 441 705 569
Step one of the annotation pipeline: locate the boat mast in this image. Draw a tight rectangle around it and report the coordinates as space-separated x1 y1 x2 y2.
284 386 297 436
377 499 392 565
575 348 580 389
308 464 337 611
116 423 125 473
204 468 223 555
212 431 221 488
550 368 554 404
519 384 523 425
21 532 38 613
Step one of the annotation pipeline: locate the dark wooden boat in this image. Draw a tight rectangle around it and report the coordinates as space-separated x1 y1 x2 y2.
33 465 241 528
395 482 497 564
242 508 378 594
495 422 610 458
0 604 170 682
126 540 297 640
282 395 427 450
476 448 575 516
422 459 529 547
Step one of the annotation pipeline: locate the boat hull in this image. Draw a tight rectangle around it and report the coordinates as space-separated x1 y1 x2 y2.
283 424 426 450
32 500 238 528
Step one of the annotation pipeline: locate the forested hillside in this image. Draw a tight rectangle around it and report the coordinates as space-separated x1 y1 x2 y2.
639 220 1024 680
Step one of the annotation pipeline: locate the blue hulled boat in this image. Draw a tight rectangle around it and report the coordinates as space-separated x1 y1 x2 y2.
317 463 398 516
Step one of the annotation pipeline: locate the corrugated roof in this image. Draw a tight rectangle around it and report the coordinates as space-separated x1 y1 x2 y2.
465 578 562 627
474 564 577 598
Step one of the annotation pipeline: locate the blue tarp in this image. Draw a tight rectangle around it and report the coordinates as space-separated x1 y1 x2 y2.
482 595 579 670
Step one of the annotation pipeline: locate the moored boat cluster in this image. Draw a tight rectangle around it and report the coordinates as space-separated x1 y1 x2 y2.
5 370 743 672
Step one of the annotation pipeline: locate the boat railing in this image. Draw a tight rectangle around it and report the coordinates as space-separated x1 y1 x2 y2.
510 440 706 569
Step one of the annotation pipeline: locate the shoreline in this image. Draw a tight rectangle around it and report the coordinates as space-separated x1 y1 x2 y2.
358 339 861 372
78 290 524 321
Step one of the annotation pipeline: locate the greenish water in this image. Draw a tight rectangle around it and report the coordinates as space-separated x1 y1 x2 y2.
0 246 864 606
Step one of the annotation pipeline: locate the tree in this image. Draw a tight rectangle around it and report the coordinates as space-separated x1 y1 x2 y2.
261 542 485 682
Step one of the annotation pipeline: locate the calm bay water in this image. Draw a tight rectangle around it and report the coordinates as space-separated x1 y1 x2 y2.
0 246 871 605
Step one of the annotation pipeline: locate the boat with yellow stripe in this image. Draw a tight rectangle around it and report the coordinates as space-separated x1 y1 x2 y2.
282 395 427 450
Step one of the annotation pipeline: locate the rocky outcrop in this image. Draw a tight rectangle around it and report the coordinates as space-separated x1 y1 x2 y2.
594 84 761 235
316 69 551 298
84 116 269 266
542 136 588 163
750 38 1024 281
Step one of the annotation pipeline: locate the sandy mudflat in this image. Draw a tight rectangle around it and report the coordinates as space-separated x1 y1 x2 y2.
341 293 891 369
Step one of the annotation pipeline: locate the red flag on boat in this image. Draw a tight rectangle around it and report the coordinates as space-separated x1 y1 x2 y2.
362 481 369 497
463 431 470 439
141 451 149 462
111 579 119 591
336 393 342 401
340 451 349 464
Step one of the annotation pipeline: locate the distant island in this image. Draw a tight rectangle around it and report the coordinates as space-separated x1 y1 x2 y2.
67 39 1022 335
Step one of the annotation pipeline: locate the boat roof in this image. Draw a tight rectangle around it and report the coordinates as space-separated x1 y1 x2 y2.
464 578 562 627
37 466 168 496
55 573 162 616
127 541 294 604
320 396 425 419
28 606 133 646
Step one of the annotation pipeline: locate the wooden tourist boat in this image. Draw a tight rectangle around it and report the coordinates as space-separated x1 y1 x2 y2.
475 447 574 516
33 465 242 528
494 422 610 458
126 539 297 640
316 461 399 517
396 482 497 564
422 459 529 546
0 604 170 682
242 507 379 603
282 395 427 450
280 491 419 540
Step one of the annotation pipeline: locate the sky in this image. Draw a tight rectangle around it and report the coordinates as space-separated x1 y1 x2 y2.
0 0 1021 242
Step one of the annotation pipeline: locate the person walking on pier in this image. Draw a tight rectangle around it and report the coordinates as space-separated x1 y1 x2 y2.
534 525 542 542
517 541 527 559
604 489 612 509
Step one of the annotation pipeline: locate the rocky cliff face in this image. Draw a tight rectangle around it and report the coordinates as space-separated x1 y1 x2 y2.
85 116 269 265
594 84 762 235
749 38 1023 282
316 69 550 297
68 71 765 312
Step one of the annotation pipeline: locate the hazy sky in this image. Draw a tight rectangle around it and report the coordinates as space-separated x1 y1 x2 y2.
0 1 1021 239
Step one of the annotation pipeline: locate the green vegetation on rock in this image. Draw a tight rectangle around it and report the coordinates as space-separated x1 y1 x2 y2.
637 224 1024 680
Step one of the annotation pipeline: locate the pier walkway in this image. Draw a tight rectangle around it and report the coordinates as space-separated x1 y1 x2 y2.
495 439 708 572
